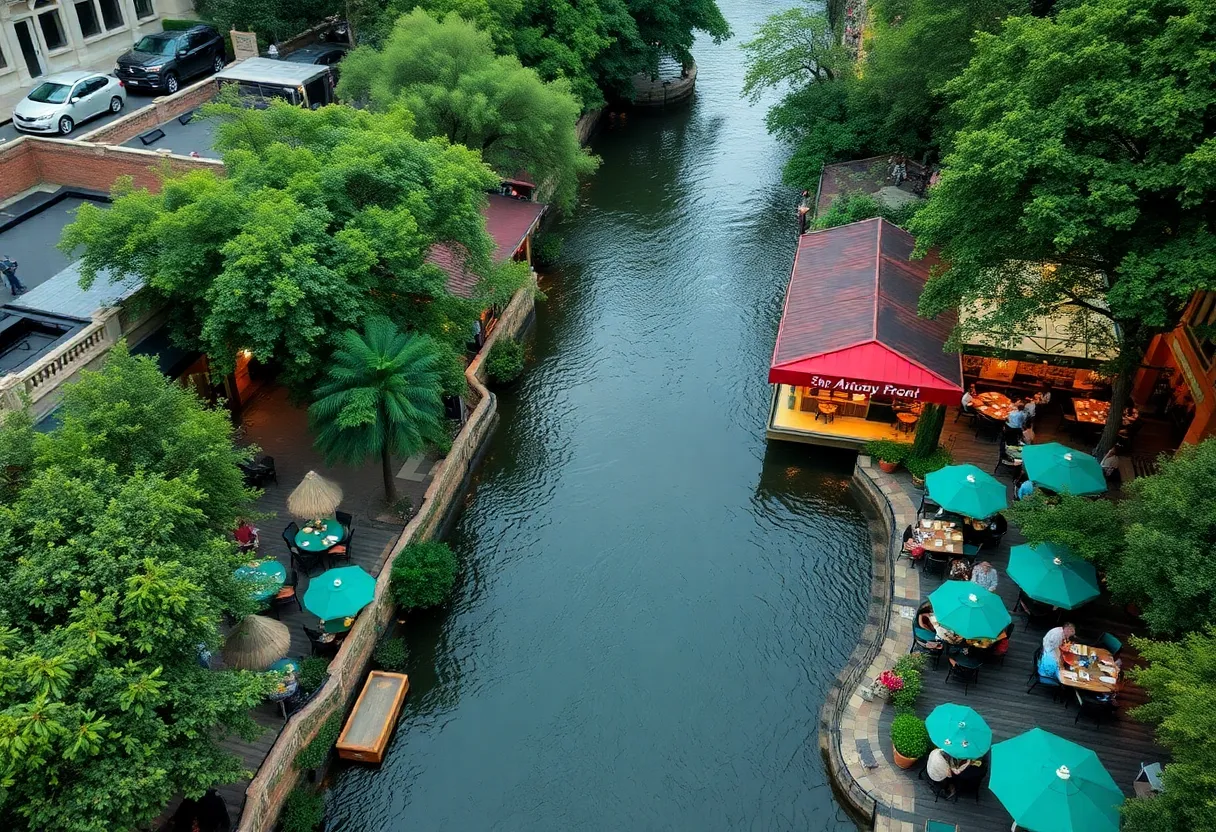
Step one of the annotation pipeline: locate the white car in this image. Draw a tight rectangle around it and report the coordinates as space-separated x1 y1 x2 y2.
12 71 126 136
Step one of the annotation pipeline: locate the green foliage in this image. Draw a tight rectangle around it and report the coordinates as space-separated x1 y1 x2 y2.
485 338 526 385
194 0 337 42
890 653 925 712
0 347 274 832
913 0 1216 454
390 541 459 611
865 439 910 464
910 404 946 460
280 786 326 832
742 4 847 98
295 712 344 771
813 192 920 231
532 232 563 267
61 102 506 395
373 636 409 672
1123 627 1216 832
297 656 331 695
0 406 36 504
160 18 210 30
309 318 447 503
905 446 952 480
890 713 930 758
1009 439 1216 636
337 9 600 211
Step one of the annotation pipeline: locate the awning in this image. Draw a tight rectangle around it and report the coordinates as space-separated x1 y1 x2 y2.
428 194 547 299
769 218 963 405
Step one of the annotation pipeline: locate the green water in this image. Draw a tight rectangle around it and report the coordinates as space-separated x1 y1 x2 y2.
324 3 870 828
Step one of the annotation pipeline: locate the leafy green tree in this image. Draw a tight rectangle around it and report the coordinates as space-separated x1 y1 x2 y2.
913 0 1216 456
194 0 338 43
0 346 274 832
813 192 921 230
1124 628 1216 832
742 3 846 97
309 318 446 503
62 103 513 394
1007 438 1216 636
337 9 599 211
626 0 730 73
390 541 459 610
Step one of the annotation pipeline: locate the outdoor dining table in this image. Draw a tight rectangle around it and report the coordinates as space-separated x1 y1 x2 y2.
917 519 966 555
1073 398 1138 426
973 391 1015 421
295 517 345 553
234 559 287 602
1058 642 1121 694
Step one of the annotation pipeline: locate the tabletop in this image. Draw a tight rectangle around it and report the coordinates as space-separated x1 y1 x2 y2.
235 560 287 602
974 392 1015 421
927 612 1000 648
1073 398 1138 427
1058 642 1121 693
917 519 965 555
296 517 345 553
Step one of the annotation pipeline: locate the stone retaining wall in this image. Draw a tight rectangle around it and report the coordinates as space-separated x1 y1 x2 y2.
235 277 538 832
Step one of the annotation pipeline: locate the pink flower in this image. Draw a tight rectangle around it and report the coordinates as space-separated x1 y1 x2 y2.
879 670 904 692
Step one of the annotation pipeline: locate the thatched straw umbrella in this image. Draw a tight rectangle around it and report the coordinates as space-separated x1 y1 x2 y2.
222 614 291 671
287 470 343 520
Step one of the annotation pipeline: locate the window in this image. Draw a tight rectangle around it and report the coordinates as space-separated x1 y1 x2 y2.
1185 292 1216 368
134 0 154 19
98 0 123 30
74 0 100 37
0 41 7 71
38 9 68 50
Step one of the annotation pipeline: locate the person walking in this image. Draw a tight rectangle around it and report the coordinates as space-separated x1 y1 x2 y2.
0 256 25 296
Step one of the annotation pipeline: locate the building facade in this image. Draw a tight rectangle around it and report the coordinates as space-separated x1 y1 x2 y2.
0 0 194 115
1134 292 1216 447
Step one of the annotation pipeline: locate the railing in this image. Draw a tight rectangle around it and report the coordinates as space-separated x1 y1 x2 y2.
0 308 121 417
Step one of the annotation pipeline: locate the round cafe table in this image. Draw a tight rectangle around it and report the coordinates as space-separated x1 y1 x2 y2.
234 560 287 602
295 517 345 554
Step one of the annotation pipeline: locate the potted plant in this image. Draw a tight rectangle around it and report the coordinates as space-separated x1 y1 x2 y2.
890 713 930 769
865 439 909 473
906 446 953 487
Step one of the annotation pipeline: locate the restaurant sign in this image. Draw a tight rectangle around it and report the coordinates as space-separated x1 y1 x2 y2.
806 374 924 401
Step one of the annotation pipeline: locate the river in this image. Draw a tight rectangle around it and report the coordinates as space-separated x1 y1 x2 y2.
324 2 870 829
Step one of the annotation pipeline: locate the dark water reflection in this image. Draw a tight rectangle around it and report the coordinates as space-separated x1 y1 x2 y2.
324 2 868 828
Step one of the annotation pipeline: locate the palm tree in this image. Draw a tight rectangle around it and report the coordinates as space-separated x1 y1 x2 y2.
309 318 446 503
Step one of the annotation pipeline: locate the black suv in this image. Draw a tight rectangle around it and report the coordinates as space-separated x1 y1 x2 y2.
115 25 225 95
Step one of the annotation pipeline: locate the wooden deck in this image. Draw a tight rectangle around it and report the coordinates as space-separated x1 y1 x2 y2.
873 406 1170 831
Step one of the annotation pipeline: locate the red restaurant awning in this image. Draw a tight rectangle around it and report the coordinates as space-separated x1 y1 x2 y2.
769 218 963 405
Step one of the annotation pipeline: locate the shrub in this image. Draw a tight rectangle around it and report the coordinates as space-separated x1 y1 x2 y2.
890 713 930 759
390 541 459 611
297 656 330 696
374 637 409 672
864 439 909 464
910 404 946 459
890 668 922 712
484 338 526 385
279 786 325 832
533 232 563 267
906 446 953 480
295 713 344 771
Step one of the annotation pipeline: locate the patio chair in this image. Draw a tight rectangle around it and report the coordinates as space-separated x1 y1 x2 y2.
1074 689 1117 729
1026 646 1065 703
945 651 981 694
911 626 944 669
925 821 959 832
268 568 302 618
954 401 977 425
240 455 278 488
303 624 339 659
327 529 354 566
952 762 985 804
1098 632 1123 656
994 444 1021 479
1011 589 1058 627
924 550 950 579
919 770 955 804
974 414 1002 443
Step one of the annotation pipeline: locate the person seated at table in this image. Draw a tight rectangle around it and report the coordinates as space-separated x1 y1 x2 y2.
1101 445 1123 481
1042 622 1076 666
234 520 259 553
1037 383 1053 406
1023 397 1037 419
948 558 971 581
1005 402 1029 429
1015 473 1035 501
917 602 935 633
971 561 999 592
926 748 969 797
961 384 977 410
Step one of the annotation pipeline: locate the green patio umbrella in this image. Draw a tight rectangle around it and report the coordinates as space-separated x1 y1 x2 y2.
990 728 1123 832
303 565 376 626
928 580 1012 640
1008 543 1100 610
925 703 991 760
925 464 1009 519
1020 442 1107 496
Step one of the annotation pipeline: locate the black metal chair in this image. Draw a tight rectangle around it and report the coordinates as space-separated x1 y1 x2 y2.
911 625 945 670
303 624 339 659
954 402 977 425
924 550 950 578
994 442 1021 479
1011 588 1058 627
240 455 277 488
918 765 956 803
1073 689 1117 729
327 529 354 566
268 568 302 618
951 762 985 804
975 414 1002 442
945 651 981 694
1026 646 1066 703
285 522 325 576
917 495 942 519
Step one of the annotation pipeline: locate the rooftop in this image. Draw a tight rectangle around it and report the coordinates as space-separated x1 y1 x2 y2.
121 109 221 160
429 194 547 298
815 155 926 217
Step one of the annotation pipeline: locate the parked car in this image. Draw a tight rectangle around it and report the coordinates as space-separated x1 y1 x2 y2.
115 25 225 95
12 71 126 135
280 43 348 82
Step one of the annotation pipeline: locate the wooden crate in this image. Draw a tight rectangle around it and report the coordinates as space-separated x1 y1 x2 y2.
336 671 410 764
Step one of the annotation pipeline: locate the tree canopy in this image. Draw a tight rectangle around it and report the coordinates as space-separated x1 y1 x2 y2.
912 0 1216 455
336 9 599 211
61 102 520 396
0 346 274 832
1007 438 1216 637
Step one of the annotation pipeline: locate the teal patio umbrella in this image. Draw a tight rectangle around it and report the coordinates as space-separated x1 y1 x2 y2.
928 580 1012 640
1008 543 1100 609
303 565 376 627
1020 443 1107 496
925 703 991 760
926 464 1009 519
990 728 1123 832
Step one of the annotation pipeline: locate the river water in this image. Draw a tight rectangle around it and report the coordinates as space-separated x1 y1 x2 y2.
324 2 870 829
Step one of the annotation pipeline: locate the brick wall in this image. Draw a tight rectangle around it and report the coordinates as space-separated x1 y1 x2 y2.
79 77 220 146
0 137 224 201
235 277 538 832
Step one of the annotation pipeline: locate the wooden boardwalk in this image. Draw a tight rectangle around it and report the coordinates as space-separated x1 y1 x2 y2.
874 408 1169 832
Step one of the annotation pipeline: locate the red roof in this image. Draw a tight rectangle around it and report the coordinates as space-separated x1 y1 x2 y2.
768 218 963 404
428 195 547 299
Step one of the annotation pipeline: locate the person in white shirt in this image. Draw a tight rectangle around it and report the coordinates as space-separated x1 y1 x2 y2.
1023 398 1037 419
1042 623 1075 661
1101 445 1122 477
971 561 999 592
961 384 977 409
926 749 968 797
